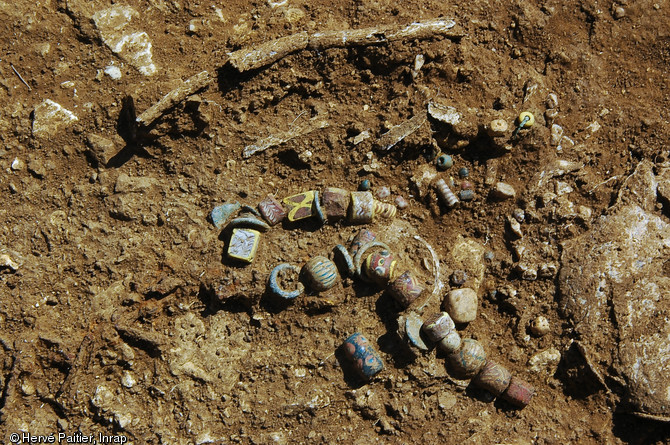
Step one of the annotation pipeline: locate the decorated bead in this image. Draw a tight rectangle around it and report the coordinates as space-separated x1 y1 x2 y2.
436 154 453 170
322 187 350 222
349 229 376 256
348 191 375 224
373 200 397 219
363 250 397 286
342 333 384 380
472 360 512 396
422 312 455 342
375 186 391 199
435 178 458 207
448 339 487 379
502 376 535 408
353 241 391 281
227 215 271 233
227 228 261 263
302 256 339 292
283 191 315 222
400 312 429 351
268 263 304 299
387 270 425 308
438 330 462 353
210 201 240 229
258 195 286 226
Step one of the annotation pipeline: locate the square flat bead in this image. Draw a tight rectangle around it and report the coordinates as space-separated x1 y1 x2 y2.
283 191 315 222
227 228 261 263
322 187 350 221
258 195 286 226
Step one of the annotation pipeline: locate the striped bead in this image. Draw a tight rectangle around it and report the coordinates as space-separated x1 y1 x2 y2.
435 178 458 207
342 333 384 380
502 376 535 408
373 200 397 219
387 270 424 308
448 339 487 379
302 256 339 292
472 360 512 396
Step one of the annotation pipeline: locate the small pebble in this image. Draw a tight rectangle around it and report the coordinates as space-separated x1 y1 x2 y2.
490 182 516 201
375 186 391 199
394 196 409 209
546 93 559 109
11 158 24 171
443 288 478 323
358 179 371 191
550 124 564 146
436 154 453 170
613 6 626 19
512 208 525 223
530 315 550 336
0 254 19 271
458 167 469 178
483 250 495 261
507 217 523 238
487 119 508 138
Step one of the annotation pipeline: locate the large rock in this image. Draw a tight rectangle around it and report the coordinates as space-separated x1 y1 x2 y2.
559 160 670 421
32 99 78 138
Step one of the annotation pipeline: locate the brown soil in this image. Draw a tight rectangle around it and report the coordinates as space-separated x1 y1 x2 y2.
0 0 669 444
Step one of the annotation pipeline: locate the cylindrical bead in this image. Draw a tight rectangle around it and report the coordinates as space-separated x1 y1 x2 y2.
257 195 286 226
363 250 397 286
438 330 462 353
373 200 397 219
502 376 535 408
435 178 458 207
472 360 512 396
422 312 455 342
301 256 339 292
348 191 375 224
342 333 384 380
349 229 376 256
387 270 425 308
322 187 351 222
448 339 487 379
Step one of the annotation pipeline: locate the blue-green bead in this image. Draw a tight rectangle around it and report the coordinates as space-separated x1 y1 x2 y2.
342 333 384 380
436 154 453 170
458 167 469 178
358 179 371 191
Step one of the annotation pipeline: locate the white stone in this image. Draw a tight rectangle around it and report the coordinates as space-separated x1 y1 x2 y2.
427 102 461 125
92 6 156 76
32 99 79 138
444 288 478 323
10 158 24 171
104 65 122 79
491 182 516 200
0 254 19 271
530 315 550 336
121 371 136 388
550 124 564 146
528 348 561 373
546 93 558 109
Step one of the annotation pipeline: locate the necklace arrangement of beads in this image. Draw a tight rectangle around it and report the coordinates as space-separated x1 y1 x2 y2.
211 182 535 410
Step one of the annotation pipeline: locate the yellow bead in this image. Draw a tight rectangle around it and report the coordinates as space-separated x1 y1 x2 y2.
518 111 535 128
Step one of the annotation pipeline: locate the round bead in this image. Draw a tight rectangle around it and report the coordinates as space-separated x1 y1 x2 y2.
301 256 339 292
458 167 469 178
348 191 375 224
394 196 409 209
460 181 473 190
438 330 462 353
502 376 535 408
363 250 397 286
518 111 535 128
342 333 384 380
387 270 425 308
375 186 391 199
448 339 487 379
436 154 453 170
358 179 371 191
422 312 455 342
472 360 512 396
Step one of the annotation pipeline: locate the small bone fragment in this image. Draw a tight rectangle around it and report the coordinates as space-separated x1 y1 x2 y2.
377 113 427 151
243 117 329 158
136 71 212 128
228 32 309 72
